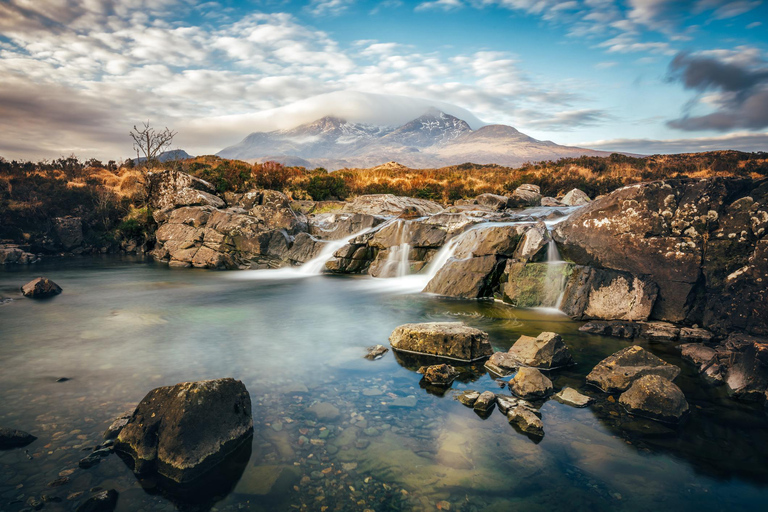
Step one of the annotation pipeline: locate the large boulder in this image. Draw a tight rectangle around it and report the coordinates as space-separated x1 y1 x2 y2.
389 322 493 362
586 345 681 393
0 244 38 265
423 255 502 298
508 367 553 399
147 169 221 210
21 277 62 298
342 194 443 217
53 216 84 250
115 378 253 483
506 332 574 369
618 375 689 423
560 189 591 206
507 184 542 208
500 261 572 308
475 193 510 211
0 427 37 449
560 266 659 321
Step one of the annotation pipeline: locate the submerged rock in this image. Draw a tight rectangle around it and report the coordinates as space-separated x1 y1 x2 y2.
508 367 553 399
21 277 62 298
507 332 574 369
0 427 37 449
586 345 681 393
75 489 118 512
553 387 594 408
507 406 544 437
365 344 389 360
418 364 459 386
389 322 493 362
619 375 689 423
115 378 253 483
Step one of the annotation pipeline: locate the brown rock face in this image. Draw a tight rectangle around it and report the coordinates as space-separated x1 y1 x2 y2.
619 375 689 423
21 277 62 298
389 322 493 362
475 193 509 211
508 367 553 399
341 194 443 217
115 378 253 483
147 169 221 210
423 255 502 298
506 332 574 369
560 266 658 321
586 345 680 393
53 217 84 250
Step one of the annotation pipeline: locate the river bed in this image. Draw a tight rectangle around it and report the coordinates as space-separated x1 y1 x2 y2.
1 255 768 511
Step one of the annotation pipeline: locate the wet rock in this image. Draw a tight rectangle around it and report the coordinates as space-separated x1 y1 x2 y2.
389 322 493 362
678 326 714 343
456 390 480 407
680 343 718 371
389 396 417 408
102 414 131 441
417 364 459 386
473 391 496 412
507 184 542 208
508 368 553 399
475 193 509 211
506 332 574 369
309 212 384 240
579 320 642 338
115 378 253 483
507 406 544 437
0 243 39 264
639 321 680 342
364 344 389 360
541 197 564 207
619 375 689 423
308 402 340 421
500 261 573 308
423 254 502 299
560 266 658 321
79 453 102 469
0 427 37 449
560 189 591 206
342 194 443 217
586 345 681 393
21 277 62 298
513 222 549 261
495 395 522 414
484 351 518 377
553 387 594 408
75 489 118 512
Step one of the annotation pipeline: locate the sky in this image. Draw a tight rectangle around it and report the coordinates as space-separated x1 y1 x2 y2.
0 0 767 161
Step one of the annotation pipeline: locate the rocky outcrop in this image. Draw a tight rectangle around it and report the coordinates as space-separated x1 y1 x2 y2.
418 364 459 386
618 375 689 423
587 345 681 393
389 322 493 362
0 427 37 449
579 320 714 342
341 194 443 217
508 367 553 399
148 169 223 210
21 277 62 298
115 378 253 483
679 333 768 400
500 261 572 308
0 244 39 264
309 212 384 240
560 266 658 321
553 177 768 334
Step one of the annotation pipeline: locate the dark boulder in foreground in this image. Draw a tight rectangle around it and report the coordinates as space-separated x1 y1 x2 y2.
0 427 37 449
587 345 680 393
389 322 493 362
21 277 62 298
619 374 689 423
115 378 253 483
75 489 118 512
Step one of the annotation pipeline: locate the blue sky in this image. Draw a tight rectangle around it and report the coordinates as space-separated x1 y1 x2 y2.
0 0 766 160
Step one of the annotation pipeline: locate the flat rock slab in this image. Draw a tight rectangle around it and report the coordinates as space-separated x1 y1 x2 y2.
619 374 689 423
115 378 253 483
586 345 681 393
553 387 594 408
0 427 37 449
21 277 62 298
389 322 493 362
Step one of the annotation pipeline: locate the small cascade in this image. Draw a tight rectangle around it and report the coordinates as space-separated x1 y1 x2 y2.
377 220 415 279
544 238 567 310
397 243 412 277
298 229 371 275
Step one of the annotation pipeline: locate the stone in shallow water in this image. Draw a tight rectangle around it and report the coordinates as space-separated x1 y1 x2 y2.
234 465 299 495
484 351 518 376
586 345 681 393
115 378 253 483
21 277 62 298
553 387 594 408
473 391 496 413
418 364 459 386
308 402 341 421
75 489 118 512
389 396 417 408
507 407 544 438
102 414 131 441
389 322 493 362
365 344 389 360
494 395 520 415
508 368 553 400
619 375 689 423
456 390 480 407
506 332 574 369
0 427 37 449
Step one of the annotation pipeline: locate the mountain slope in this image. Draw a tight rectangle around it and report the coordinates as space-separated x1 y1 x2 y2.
217 110 611 169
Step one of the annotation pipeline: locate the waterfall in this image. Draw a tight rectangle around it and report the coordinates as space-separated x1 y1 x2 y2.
397 243 412 277
298 229 371 275
544 239 567 310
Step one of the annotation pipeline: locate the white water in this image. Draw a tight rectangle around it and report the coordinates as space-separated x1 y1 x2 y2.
544 238 568 311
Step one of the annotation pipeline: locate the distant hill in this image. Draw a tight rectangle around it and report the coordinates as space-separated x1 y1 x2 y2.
134 149 193 164
217 109 611 170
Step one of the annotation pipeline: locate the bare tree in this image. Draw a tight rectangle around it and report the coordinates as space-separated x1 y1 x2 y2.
130 121 177 167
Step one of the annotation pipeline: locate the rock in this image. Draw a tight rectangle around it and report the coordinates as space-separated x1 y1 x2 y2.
513 222 549 261
389 396 417 408
423 254 502 299
680 343 718 370
456 390 480 407
619 375 689 423
75 489 118 512
495 395 522 414
115 378 253 483
103 414 131 441
309 213 384 240
541 197 564 207
500 261 573 308
285 233 324 265
484 352 518 377
418 364 459 386
308 402 340 421
508 368 553 399
53 216 84 250
21 277 62 298
475 193 509 211
639 321 680 342
342 194 443 217
79 453 102 469
147 169 218 210
473 391 496 412
389 322 493 362
0 427 37 449
507 406 544 437
553 387 594 407
0 244 39 264
579 320 642 338
506 332 574 369
364 344 389 360
507 185 542 208
678 326 714 343
452 224 527 259
560 266 658 321
586 345 681 393
560 189 591 206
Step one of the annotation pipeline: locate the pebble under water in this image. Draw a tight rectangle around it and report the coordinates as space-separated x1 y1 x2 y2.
1 255 768 512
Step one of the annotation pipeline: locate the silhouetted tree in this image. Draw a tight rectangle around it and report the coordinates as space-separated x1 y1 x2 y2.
130 121 176 167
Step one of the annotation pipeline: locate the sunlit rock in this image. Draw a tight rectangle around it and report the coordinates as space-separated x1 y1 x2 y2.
21 277 62 298
586 345 680 393
389 322 493 362
619 375 689 423
508 367 553 399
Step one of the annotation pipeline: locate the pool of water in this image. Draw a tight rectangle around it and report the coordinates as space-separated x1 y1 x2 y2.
1 256 768 512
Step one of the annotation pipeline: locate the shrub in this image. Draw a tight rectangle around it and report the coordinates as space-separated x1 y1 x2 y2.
307 174 349 201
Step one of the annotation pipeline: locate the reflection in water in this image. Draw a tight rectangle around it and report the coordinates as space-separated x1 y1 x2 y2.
0 256 768 512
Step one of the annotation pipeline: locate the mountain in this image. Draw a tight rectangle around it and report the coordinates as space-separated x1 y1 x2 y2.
134 149 193 164
217 110 610 169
